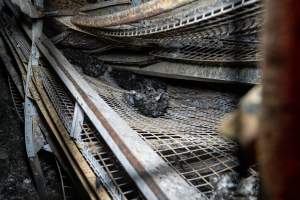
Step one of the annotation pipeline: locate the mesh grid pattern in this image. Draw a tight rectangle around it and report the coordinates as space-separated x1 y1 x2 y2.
151 41 261 64
42 68 144 200
86 75 240 197
8 76 24 121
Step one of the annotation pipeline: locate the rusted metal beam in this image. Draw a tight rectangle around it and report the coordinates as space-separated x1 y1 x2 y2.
259 0 300 199
71 0 197 28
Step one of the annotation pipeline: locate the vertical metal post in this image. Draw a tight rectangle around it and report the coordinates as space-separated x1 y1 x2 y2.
24 98 48 199
71 102 84 140
24 100 36 158
23 0 47 199
259 0 300 199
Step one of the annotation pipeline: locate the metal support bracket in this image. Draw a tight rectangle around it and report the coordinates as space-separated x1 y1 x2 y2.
71 102 84 140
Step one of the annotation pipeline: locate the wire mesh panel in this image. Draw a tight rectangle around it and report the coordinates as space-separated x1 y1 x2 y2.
8 76 24 121
79 121 145 200
85 75 241 198
151 40 261 64
42 67 145 200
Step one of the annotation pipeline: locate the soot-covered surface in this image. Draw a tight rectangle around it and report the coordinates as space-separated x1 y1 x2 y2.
0 67 39 200
111 71 169 117
81 68 245 196
62 48 171 118
0 67 64 200
67 51 258 198
62 48 107 77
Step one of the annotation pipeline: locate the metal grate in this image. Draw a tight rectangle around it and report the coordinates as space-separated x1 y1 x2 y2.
79 119 145 200
8 76 24 121
86 75 240 198
94 0 263 38
42 67 144 200
151 40 261 64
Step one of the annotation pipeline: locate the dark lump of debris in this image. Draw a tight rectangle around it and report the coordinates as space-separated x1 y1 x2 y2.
210 172 259 200
111 71 169 118
62 48 169 117
62 48 107 77
124 89 169 118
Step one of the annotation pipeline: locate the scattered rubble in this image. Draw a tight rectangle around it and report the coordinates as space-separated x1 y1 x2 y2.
62 48 107 77
111 71 169 117
124 89 169 118
210 172 259 200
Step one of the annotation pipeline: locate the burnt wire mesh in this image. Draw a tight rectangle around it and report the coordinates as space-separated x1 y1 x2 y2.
42 67 144 200
85 75 240 197
151 41 261 64
8 76 24 121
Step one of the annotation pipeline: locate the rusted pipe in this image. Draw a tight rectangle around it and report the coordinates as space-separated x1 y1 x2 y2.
71 0 196 28
258 0 300 199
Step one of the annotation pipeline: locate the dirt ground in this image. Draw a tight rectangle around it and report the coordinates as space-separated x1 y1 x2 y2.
0 66 40 200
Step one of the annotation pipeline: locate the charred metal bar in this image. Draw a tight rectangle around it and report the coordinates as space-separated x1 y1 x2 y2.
23 0 48 199
259 0 300 199
71 0 197 28
70 102 84 139
24 99 48 200
107 61 261 84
